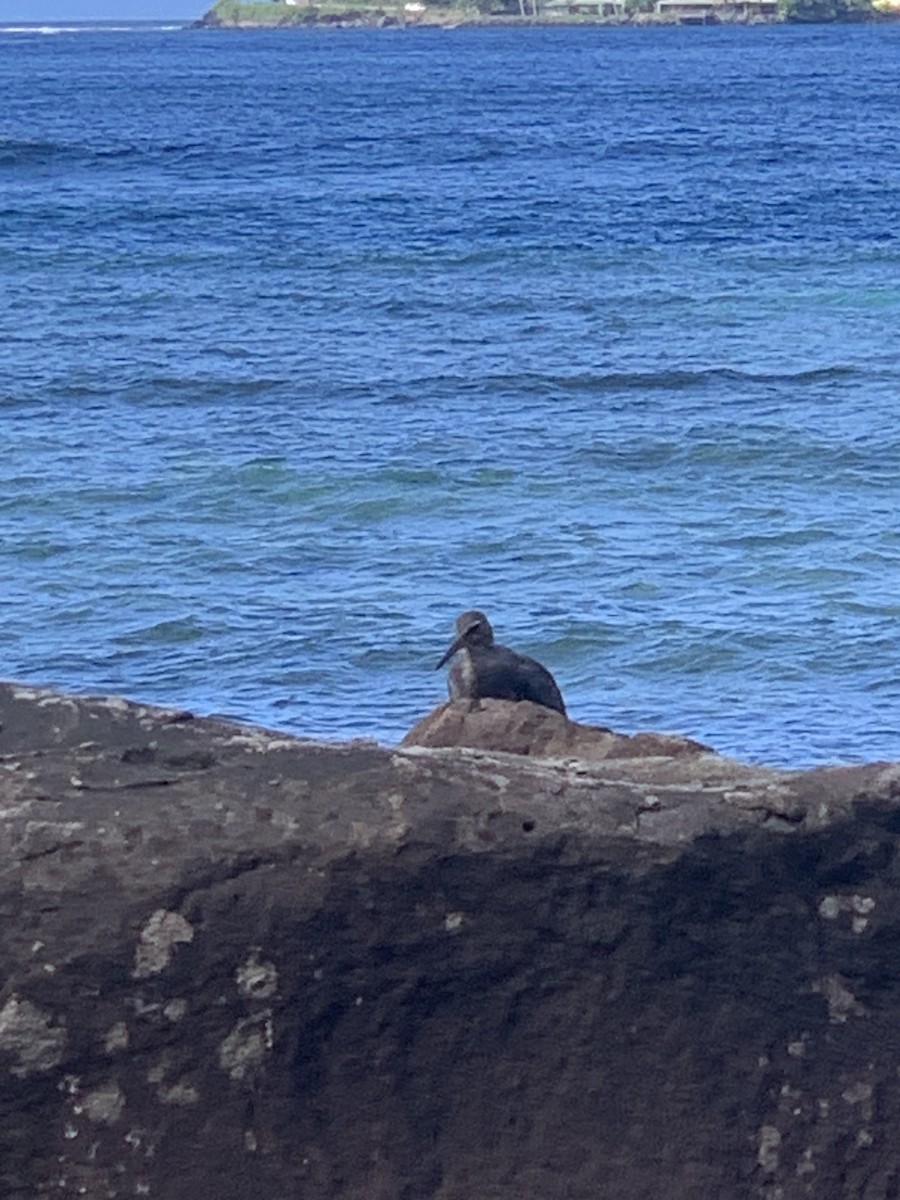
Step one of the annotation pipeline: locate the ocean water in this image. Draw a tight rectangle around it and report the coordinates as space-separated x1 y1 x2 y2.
2 21 899 766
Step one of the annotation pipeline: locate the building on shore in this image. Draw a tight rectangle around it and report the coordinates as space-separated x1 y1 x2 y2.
655 0 778 18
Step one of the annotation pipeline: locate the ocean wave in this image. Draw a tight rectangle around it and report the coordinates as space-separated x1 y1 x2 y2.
550 365 857 391
50 377 292 404
0 24 185 34
0 137 218 172
113 618 208 647
398 365 861 398
0 138 73 167
0 136 137 169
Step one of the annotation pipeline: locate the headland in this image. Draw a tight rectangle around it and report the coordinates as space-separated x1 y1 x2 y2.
196 0 899 27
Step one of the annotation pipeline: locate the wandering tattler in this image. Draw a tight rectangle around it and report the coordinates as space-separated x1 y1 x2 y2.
436 610 566 716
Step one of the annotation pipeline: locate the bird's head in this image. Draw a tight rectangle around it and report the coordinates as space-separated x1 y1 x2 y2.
436 610 494 669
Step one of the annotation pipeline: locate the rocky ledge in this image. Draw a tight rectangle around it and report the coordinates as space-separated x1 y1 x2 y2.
2 681 900 1199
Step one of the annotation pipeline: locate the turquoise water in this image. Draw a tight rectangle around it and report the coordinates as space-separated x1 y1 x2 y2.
2 22 900 765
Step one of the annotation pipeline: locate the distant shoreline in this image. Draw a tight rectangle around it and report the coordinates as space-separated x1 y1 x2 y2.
192 13 782 27
195 9 775 26
194 2 900 28
195 15 726 25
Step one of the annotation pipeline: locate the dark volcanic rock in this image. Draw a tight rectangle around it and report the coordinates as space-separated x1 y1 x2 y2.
2 681 900 1199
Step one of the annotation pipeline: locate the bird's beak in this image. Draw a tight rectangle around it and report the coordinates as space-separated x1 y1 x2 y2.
436 634 465 670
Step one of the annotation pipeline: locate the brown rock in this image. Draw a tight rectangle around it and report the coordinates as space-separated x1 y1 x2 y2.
401 697 713 760
2 680 900 1200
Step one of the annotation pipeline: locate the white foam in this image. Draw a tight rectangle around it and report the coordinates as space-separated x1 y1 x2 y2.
0 24 186 34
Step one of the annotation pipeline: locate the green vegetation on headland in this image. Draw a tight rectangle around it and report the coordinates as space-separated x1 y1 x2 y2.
198 0 899 27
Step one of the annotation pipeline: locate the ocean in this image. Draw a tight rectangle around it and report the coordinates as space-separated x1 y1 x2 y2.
2 20 899 766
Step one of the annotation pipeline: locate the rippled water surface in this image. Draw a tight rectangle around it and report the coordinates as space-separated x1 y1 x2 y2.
2 22 900 765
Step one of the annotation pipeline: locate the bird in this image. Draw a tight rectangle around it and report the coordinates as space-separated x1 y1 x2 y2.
436 610 566 716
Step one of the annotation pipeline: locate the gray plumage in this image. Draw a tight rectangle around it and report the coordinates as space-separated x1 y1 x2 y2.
436 610 566 717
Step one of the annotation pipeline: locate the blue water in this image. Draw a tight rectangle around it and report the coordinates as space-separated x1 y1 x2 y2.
2 22 900 766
